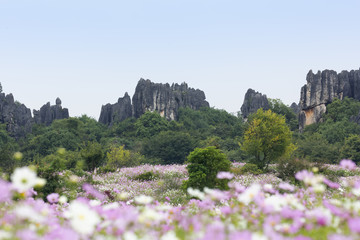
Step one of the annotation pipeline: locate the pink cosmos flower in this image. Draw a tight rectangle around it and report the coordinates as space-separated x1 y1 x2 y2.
216 171 234 180
348 217 360 233
47 193 59 204
295 170 313 181
0 179 12 203
339 159 356 170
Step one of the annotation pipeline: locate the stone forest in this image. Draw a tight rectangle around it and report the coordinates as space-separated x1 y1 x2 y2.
1 68 360 239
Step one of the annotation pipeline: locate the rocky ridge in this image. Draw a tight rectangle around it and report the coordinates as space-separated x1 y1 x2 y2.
240 88 270 119
99 79 210 125
0 92 33 138
33 98 69 126
299 68 360 130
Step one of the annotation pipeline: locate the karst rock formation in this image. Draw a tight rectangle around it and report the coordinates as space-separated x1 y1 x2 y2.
299 68 360 130
99 78 210 126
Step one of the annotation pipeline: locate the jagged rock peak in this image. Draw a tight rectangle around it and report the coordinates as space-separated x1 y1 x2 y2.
33 98 69 126
99 79 210 125
240 88 270 119
132 78 209 120
0 91 32 138
290 102 300 115
299 68 360 130
99 93 133 126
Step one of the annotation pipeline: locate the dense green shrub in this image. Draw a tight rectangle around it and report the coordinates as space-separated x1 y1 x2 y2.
240 163 263 175
133 171 160 181
183 146 231 191
276 158 310 183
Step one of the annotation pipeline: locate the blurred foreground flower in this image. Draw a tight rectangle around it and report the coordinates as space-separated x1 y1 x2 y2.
65 200 100 235
10 167 44 193
217 171 234 179
339 159 356 170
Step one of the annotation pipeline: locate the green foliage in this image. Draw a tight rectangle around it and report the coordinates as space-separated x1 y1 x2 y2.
239 163 263 175
295 133 340 163
142 131 195 164
276 158 310 183
134 112 169 138
183 146 231 191
0 124 20 173
242 109 293 170
325 97 360 122
81 142 104 171
106 145 143 168
132 171 160 181
340 134 360 164
268 98 298 130
36 166 62 200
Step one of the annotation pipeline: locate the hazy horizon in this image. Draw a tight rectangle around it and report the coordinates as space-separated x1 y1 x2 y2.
1 0 360 119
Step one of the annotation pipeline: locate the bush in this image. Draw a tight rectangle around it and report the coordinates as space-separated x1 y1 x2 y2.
276 158 310 183
133 171 160 181
240 163 263 175
182 146 231 191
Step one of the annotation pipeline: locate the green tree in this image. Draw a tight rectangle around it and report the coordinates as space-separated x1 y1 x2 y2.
134 112 169 138
268 98 298 130
326 97 360 122
294 132 339 163
106 145 143 168
81 142 104 171
183 146 231 191
340 134 360 164
242 109 292 170
142 131 195 164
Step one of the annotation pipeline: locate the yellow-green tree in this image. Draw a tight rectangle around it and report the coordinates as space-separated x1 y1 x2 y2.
242 109 293 170
106 145 142 168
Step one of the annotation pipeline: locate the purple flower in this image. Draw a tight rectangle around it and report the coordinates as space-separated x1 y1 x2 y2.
47 193 59 203
83 183 106 201
348 217 360 233
295 170 313 181
0 179 12 202
216 171 234 180
323 178 340 189
278 182 295 192
328 234 353 240
340 159 356 170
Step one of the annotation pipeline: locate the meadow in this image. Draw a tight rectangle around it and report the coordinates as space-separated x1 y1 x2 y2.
1 160 360 240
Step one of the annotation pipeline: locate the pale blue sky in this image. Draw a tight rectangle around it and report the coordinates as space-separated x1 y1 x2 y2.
1 0 360 119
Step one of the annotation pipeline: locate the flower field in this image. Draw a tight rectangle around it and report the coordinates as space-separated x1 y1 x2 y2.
1 161 360 239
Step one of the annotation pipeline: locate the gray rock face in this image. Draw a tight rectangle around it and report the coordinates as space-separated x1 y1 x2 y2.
240 89 270 119
132 79 209 120
98 92 133 126
299 68 360 130
0 92 33 138
99 79 210 125
33 98 69 125
290 102 300 115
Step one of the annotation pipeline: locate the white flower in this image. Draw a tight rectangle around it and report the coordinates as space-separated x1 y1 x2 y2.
66 200 100 235
312 184 326 193
11 167 39 192
264 195 287 212
187 187 205 200
59 195 68 204
13 204 45 223
138 208 162 223
161 231 179 240
0 230 12 239
237 184 261 205
135 195 153 205
123 231 138 240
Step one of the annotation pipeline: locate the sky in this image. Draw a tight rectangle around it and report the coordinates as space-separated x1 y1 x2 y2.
1 0 360 119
